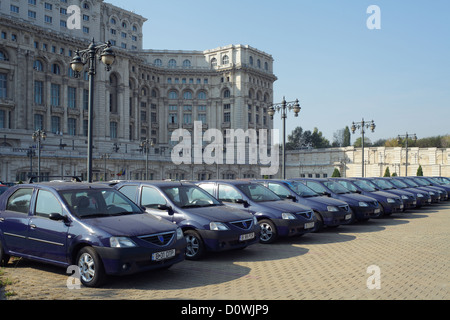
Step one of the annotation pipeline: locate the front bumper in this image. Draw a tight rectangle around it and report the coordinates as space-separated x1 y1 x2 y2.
199 225 261 252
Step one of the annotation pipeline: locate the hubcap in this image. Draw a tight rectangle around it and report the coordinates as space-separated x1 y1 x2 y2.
186 235 200 257
260 223 273 242
78 253 95 283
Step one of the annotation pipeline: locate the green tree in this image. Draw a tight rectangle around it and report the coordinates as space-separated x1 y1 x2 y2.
332 168 341 177
383 167 391 177
417 165 423 176
353 137 372 148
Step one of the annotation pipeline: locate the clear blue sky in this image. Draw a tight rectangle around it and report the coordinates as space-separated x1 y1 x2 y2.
107 0 450 144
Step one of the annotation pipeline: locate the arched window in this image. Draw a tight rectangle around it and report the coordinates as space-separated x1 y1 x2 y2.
0 51 8 61
264 62 269 71
183 91 193 100
257 59 261 68
210 58 217 68
223 89 231 98
110 18 117 25
51 63 61 75
182 59 191 68
168 90 178 99
249 56 253 66
109 74 119 113
197 91 207 100
168 59 177 68
33 60 43 71
222 55 229 65
151 89 158 98
154 59 162 66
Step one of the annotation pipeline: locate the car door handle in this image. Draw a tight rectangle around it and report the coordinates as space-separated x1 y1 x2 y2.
30 224 37 229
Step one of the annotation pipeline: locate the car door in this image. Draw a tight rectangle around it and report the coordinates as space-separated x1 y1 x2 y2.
27 189 69 264
0 187 34 255
140 186 175 223
216 184 250 212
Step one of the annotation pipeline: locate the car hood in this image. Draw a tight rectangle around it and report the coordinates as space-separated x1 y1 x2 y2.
181 205 252 222
83 213 176 237
338 193 376 203
370 190 401 199
258 200 311 213
305 195 348 206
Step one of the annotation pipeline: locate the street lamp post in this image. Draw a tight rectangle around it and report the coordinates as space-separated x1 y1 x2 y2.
351 119 376 177
267 97 301 179
140 139 154 180
70 39 115 182
32 129 47 182
398 132 417 176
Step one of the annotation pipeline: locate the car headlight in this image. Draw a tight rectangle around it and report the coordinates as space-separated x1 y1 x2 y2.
210 222 229 231
327 206 339 212
429 192 435 196
110 237 137 248
416 193 424 198
358 202 369 207
281 212 297 220
401 195 409 200
176 227 184 240
387 198 396 203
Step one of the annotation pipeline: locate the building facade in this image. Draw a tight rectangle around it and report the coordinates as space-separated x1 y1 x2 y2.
0 0 277 182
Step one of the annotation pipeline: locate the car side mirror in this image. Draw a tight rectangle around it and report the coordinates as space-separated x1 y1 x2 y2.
235 198 249 207
157 204 174 215
286 195 296 202
49 213 69 223
323 192 331 197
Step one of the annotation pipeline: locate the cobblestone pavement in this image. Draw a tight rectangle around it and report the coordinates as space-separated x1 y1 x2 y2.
1 203 449 300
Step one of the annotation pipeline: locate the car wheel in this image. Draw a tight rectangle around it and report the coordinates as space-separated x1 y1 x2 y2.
313 211 324 232
259 219 278 244
184 230 205 260
77 247 105 288
0 240 10 267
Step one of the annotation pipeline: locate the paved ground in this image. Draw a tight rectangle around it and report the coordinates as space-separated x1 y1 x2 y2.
1 202 449 301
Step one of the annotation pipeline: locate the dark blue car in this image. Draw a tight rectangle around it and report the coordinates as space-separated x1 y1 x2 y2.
253 179 352 230
114 181 260 260
331 178 404 216
293 178 380 222
387 177 433 206
414 177 449 200
196 180 317 244
0 182 186 287
358 178 418 210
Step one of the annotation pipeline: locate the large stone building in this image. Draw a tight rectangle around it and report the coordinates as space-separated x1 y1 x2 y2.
0 0 277 182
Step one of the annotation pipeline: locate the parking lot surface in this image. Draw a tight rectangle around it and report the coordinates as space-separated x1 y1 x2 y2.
1 203 449 301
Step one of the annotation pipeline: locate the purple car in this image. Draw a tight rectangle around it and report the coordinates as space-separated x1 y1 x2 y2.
0 182 186 287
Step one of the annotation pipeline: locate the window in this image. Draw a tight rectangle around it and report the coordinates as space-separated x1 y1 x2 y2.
0 51 7 61
168 59 177 68
210 58 217 68
83 89 89 110
154 59 162 66
35 190 63 218
44 3 53 10
0 73 7 99
50 84 60 106
222 55 229 65
197 91 206 100
110 122 117 139
6 188 33 214
51 64 61 75
10 5 20 14
267 183 291 199
51 116 60 134
83 26 90 34
34 114 44 131
68 87 77 108
0 110 5 129
68 118 77 136
183 113 192 124
217 185 242 202
182 59 191 68
168 91 178 99
223 112 231 123
45 15 53 24
28 10 37 19
183 91 192 100
34 81 43 105
118 185 138 201
223 89 231 98
141 187 166 209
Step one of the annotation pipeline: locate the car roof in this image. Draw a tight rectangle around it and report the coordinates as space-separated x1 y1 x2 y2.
12 182 113 191
117 180 195 187
198 180 259 185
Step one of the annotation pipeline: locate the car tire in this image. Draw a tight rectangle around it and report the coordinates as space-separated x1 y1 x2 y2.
184 230 205 260
76 247 105 288
0 240 10 267
313 211 324 232
259 219 278 244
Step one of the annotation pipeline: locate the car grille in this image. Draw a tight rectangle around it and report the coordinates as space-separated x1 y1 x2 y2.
230 219 254 230
295 211 313 219
138 231 175 246
339 205 350 212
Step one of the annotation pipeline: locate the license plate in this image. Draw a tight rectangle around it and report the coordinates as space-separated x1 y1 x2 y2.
374 208 380 213
152 249 175 261
304 222 315 229
239 232 255 241
345 214 352 220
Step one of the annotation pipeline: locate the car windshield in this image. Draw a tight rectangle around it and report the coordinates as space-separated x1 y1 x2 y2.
413 178 429 186
353 180 376 192
161 185 222 208
236 184 281 202
323 181 351 194
60 188 143 218
402 179 419 187
286 181 319 197
372 179 395 190
389 179 408 188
